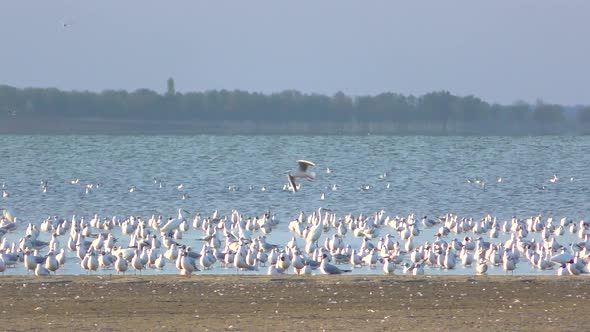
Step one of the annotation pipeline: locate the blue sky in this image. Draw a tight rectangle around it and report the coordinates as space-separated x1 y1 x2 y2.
1 1 588 104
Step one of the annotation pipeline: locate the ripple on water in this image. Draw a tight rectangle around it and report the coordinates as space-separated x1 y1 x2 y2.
1 135 589 276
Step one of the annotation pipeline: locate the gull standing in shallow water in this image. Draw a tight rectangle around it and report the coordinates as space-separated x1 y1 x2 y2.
115 253 128 274
287 160 316 192
35 263 50 277
319 254 352 275
159 209 190 234
476 259 488 275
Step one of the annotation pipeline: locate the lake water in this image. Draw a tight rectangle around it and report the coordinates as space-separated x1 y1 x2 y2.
1 135 589 276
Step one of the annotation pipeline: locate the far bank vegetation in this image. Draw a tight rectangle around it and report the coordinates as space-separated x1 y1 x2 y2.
1 80 589 135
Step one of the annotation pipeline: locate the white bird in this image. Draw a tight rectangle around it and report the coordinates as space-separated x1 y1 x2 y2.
115 254 128 274
56 248 66 266
154 254 166 269
287 160 316 192
164 244 179 261
88 252 99 272
181 251 200 276
350 249 362 267
267 265 285 275
300 264 312 275
359 184 371 192
412 263 425 275
443 248 456 269
550 250 573 265
460 249 473 266
362 248 378 268
200 252 213 270
234 250 258 271
159 209 190 234
45 251 59 273
275 252 291 271
131 251 145 274
305 223 322 246
476 259 488 275
35 263 50 277
24 251 44 272
401 263 412 274
99 252 115 268
257 249 269 266
382 257 394 275
503 256 516 274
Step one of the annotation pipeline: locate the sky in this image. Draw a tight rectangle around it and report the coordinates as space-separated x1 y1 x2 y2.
0 1 589 105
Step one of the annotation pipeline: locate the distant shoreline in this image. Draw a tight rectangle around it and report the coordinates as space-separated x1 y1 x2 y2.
1 84 589 135
0 117 583 135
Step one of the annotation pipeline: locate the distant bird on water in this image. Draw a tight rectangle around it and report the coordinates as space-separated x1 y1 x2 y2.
535 184 547 191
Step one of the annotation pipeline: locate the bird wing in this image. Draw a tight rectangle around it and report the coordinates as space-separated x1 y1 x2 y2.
160 219 177 233
297 160 315 172
324 262 342 274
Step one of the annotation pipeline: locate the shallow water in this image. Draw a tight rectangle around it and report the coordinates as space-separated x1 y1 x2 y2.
0 135 588 276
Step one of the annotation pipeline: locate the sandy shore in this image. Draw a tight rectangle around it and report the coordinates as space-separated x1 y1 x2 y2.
0 275 587 331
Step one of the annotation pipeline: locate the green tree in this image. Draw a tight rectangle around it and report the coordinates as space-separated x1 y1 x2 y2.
0 83 583 134
577 106 590 123
576 106 590 134
532 102 565 125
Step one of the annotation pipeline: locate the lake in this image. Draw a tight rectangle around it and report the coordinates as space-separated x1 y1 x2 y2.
1 135 588 275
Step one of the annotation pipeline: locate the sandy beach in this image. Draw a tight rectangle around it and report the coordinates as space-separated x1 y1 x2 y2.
0 275 587 331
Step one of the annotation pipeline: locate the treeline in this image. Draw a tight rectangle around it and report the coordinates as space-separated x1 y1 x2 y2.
1 82 589 135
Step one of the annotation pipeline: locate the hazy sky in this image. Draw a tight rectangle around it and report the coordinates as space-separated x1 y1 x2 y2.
1 1 588 104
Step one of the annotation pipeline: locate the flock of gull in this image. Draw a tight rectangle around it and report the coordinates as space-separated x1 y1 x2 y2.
0 160 588 278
